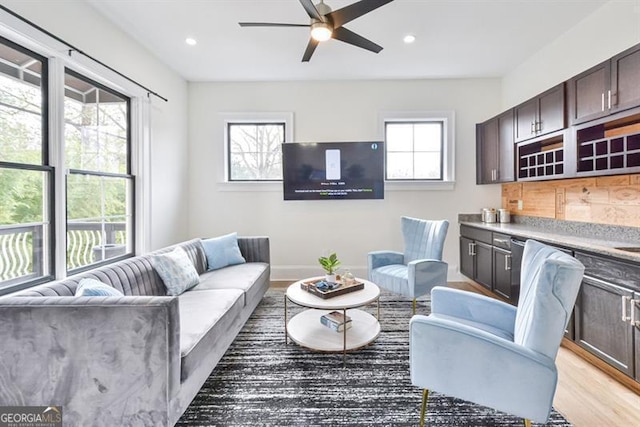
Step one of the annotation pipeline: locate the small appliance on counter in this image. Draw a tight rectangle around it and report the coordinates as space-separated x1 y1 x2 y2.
481 208 497 223
498 209 511 223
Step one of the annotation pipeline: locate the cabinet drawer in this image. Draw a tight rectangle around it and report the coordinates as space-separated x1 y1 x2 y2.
574 252 640 292
460 225 492 244
492 233 511 250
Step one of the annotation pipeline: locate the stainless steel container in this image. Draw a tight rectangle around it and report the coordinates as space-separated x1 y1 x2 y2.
498 209 511 223
482 208 497 223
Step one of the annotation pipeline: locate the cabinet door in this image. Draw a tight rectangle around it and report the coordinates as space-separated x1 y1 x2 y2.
514 98 538 142
574 275 634 376
568 61 610 125
538 84 565 135
492 247 512 300
475 241 492 290
476 120 498 184
497 110 515 182
611 44 640 114
460 236 475 279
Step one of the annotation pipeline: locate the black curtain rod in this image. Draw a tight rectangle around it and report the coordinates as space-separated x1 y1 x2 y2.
0 5 168 102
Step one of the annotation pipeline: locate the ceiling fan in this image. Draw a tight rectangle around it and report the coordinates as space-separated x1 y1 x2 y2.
239 0 395 62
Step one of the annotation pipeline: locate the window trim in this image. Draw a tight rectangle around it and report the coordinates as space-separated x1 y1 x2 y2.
221 112 294 185
226 121 286 182
380 110 456 190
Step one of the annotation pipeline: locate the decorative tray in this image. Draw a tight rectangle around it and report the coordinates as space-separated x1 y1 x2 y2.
300 279 365 299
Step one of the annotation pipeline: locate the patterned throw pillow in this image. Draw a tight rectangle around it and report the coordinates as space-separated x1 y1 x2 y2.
201 232 246 271
75 278 124 297
151 246 200 296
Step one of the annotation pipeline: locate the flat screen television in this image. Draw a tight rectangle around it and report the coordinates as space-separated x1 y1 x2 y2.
282 141 384 200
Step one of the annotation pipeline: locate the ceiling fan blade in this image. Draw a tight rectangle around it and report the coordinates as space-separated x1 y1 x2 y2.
328 0 394 28
302 38 319 62
239 22 310 27
332 26 383 53
299 0 323 21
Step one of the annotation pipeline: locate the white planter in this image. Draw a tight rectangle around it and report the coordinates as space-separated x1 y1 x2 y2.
325 274 337 283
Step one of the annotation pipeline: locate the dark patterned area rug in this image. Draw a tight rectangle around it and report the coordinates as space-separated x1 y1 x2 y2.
177 289 571 427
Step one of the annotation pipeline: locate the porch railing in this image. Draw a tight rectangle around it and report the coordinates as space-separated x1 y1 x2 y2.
0 222 126 285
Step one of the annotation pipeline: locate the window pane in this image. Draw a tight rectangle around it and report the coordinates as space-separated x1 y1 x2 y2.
64 72 128 174
0 168 49 288
228 123 284 180
414 123 442 152
386 152 414 179
386 123 413 152
414 152 442 179
66 174 132 270
0 42 44 165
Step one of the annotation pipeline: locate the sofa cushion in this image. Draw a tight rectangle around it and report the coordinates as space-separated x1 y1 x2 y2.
151 247 200 296
201 233 246 271
75 278 124 297
190 262 269 306
178 289 244 381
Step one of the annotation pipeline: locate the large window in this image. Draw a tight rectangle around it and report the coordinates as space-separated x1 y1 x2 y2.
382 111 455 185
227 122 285 181
64 70 133 272
0 30 142 295
0 37 52 291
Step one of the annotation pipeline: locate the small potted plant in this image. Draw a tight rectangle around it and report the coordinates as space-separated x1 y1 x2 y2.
318 252 341 283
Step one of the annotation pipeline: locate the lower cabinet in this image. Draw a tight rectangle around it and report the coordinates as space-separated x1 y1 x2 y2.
634 291 640 382
459 234 492 290
492 247 512 299
574 275 635 376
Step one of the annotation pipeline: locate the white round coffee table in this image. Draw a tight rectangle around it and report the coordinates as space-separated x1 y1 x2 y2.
285 277 381 365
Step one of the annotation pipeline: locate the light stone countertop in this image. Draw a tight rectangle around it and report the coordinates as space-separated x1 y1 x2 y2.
458 215 640 264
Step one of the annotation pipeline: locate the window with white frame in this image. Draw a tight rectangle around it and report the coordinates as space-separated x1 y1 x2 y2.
382 111 455 183
223 113 293 182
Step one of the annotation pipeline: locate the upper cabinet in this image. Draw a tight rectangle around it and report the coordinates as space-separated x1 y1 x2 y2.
476 109 515 184
514 83 565 142
568 44 640 125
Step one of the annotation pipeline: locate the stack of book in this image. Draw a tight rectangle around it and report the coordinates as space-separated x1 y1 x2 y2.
320 311 352 332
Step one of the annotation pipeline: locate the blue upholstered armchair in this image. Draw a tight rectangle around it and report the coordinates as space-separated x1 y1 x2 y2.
409 240 584 426
368 217 449 314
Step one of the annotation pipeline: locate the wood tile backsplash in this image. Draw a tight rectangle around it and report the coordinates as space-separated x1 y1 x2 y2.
502 175 640 227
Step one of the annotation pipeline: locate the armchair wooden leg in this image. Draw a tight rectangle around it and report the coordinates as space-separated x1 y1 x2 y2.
523 419 532 427
420 389 429 427
413 298 417 315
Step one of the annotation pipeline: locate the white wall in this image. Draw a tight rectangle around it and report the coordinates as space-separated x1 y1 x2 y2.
502 0 640 108
2 0 190 250
188 79 502 280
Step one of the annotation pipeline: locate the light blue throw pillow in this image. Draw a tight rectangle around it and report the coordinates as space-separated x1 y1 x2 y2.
151 247 200 296
201 232 246 271
75 278 124 297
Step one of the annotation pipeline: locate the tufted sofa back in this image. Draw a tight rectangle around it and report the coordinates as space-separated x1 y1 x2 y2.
16 239 207 297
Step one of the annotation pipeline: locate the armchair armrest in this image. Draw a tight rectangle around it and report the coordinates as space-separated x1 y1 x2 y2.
431 286 516 334
0 296 180 426
409 315 556 423
238 236 270 263
368 250 404 271
408 259 448 297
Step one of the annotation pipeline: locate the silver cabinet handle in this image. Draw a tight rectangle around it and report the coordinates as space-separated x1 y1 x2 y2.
602 92 605 112
608 90 612 110
536 121 542 133
631 299 639 328
469 242 476 256
622 295 631 322
530 122 535 134
505 254 511 271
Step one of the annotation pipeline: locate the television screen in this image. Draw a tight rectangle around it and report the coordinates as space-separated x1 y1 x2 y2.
282 141 384 200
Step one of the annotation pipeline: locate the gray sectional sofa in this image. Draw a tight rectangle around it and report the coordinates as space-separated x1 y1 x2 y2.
0 236 270 426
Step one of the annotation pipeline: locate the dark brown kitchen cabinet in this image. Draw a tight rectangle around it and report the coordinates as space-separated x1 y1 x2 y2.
492 247 512 300
476 110 515 184
634 291 640 382
568 44 640 125
574 275 635 377
515 83 565 142
459 226 492 290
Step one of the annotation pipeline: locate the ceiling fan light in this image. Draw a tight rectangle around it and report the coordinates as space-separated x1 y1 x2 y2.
311 22 332 42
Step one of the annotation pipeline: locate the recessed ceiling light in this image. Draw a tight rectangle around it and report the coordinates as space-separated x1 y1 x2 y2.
403 34 416 44
185 37 197 46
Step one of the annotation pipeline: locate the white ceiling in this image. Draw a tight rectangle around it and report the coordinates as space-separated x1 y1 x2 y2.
86 0 609 82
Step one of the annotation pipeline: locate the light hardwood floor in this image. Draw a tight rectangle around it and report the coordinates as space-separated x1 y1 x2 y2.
272 280 640 426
